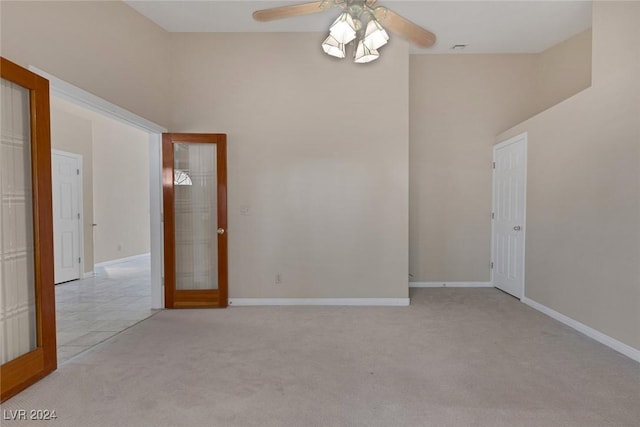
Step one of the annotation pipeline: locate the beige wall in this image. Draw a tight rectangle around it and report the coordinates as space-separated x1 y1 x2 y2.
537 29 592 113
409 55 541 281
50 104 94 273
92 112 150 264
169 33 410 298
409 29 592 283
498 2 640 349
51 98 151 265
0 1 169 127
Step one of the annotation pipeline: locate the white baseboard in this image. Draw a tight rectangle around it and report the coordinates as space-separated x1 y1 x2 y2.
228 298 410 307
94 252 150 268
522 297 640 363
410 282 493 288
81 271 95 279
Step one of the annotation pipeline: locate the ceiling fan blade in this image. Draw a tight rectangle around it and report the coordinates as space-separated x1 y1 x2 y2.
253 1 332 22
374 7 436 48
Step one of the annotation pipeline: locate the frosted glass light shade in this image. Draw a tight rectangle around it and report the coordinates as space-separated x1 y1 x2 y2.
329 12 357 44
363 19 389 50
322 35 346 58
354 40 379 63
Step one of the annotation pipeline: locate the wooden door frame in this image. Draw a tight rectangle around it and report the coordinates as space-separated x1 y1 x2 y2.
1 57 56 402
490 132 528 299
162 133 228 308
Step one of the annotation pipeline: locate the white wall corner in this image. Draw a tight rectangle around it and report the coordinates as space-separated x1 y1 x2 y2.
522 297 640 363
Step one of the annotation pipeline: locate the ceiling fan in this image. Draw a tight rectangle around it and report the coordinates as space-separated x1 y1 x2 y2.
253 0 436 63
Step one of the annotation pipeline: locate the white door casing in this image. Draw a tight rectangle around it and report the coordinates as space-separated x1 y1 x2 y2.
491 133 527 298
52 150 82 283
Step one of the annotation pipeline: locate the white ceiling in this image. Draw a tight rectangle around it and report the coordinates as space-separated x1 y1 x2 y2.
125 1 592 54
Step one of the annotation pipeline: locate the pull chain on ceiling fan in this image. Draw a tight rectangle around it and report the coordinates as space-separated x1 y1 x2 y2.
252 0 436 63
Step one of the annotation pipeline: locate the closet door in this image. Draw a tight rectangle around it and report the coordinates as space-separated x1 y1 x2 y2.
0 58 56 402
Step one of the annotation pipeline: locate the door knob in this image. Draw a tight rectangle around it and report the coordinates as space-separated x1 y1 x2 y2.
217 228 225 235
513 225 521 231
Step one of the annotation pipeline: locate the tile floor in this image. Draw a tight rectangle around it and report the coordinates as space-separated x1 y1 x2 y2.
55 255 156 363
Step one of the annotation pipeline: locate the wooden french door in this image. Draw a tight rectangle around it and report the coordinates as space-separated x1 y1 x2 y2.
163 133 228 308
0 58 56 401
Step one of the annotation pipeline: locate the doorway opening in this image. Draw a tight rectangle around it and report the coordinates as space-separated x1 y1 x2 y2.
31 63 167 362
50 96 158 362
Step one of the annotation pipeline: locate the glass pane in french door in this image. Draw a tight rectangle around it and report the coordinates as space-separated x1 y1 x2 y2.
173 143 218 290
0 78 37 364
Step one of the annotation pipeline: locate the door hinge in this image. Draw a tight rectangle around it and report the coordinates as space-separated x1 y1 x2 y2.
492 162 496 169
77 213 80 219
490 262 494 269
491 212 495 219
78 257 81 264
77 169 80 175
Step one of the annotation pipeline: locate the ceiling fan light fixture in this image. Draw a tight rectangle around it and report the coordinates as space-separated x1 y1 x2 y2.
329 12 358 44
363 18 389 50
354 39 379 63
252 1 437 64
321 35 346 58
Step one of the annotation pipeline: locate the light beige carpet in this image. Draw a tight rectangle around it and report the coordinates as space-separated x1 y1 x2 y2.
2 288 639 426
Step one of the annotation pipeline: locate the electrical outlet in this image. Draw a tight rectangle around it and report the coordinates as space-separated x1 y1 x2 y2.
275 274 282 284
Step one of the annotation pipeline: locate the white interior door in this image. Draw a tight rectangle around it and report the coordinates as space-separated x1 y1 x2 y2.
52 150 82 284
491 133 527 298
